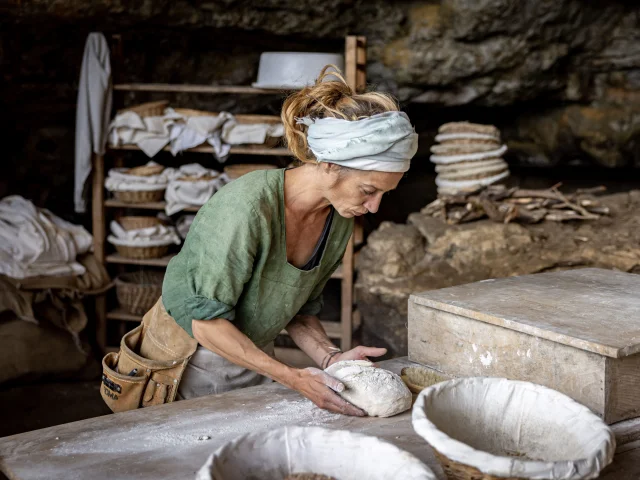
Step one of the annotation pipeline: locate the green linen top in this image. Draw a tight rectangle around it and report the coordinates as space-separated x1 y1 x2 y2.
161 168 354 347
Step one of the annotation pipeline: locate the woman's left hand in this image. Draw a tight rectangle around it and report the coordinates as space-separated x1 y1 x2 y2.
328 346 387 367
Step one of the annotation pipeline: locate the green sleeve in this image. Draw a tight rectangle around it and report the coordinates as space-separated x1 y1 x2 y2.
181 198 260 322
296 258 342 317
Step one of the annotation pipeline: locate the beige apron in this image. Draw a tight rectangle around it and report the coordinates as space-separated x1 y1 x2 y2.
177 344 274 400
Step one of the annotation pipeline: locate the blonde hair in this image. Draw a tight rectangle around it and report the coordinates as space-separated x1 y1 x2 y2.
282 65 399 164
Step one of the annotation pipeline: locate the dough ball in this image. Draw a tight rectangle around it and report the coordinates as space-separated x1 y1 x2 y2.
325 360 412 417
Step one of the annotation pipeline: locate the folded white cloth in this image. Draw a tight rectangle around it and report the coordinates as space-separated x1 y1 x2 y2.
74 33 112 213
0 196 93 278
108 109 282 161
221 121 284 145
107 220 181 247
164 163 225 215
105 161 171 192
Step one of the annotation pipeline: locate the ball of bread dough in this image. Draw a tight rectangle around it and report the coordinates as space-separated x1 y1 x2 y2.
325 360 412 417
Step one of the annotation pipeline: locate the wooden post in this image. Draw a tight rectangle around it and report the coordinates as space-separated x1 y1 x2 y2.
92 153 107 352
340 36 367 350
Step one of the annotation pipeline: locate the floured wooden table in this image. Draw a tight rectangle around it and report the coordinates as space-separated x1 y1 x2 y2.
1 358 639 480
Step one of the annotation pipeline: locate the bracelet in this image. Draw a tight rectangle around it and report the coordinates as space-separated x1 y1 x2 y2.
321 348 342 369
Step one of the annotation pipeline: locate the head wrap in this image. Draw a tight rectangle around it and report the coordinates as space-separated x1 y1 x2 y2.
296 111 418 173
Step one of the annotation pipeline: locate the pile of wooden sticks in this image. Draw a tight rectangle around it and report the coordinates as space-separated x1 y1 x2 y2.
421 184 609 224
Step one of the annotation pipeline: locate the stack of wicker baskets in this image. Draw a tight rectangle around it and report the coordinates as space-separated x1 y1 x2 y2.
115 270 164 315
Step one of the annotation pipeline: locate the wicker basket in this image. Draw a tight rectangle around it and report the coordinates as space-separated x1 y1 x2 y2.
113 189 165 204
173 107 218 117
118 216 163 230
412 377 615 480
113 216 170 259
114 244 169 259
115 270 165 316
117 100 169 117
126 164 165 177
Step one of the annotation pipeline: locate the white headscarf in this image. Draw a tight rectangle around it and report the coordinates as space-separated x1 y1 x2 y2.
296 111 418 173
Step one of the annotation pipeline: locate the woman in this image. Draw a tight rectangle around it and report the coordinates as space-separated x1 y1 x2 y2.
161 68 418 416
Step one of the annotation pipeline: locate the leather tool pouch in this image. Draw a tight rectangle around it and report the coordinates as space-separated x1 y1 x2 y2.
100 298 197 413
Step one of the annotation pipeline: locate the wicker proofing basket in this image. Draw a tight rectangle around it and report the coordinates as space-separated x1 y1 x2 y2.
412 377 616 480
196 426 436 480
115 270 165 315
114 216 170 259
117 100 169 117
113 188 165 204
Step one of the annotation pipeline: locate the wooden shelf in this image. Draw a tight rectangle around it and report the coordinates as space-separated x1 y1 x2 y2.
106 253 176 267
105 199 200 212
113 83 298 95
108 144 290 156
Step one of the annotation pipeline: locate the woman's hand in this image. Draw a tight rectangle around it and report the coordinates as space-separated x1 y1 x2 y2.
290 367 365 417
328 346 387 367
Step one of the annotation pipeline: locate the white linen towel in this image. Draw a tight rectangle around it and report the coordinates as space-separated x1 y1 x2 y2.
74 33 112 213
0 196 93 278
164 163 225 215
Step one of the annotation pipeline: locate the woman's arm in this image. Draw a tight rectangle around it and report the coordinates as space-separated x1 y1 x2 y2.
286 314 388 368
192 318 365 416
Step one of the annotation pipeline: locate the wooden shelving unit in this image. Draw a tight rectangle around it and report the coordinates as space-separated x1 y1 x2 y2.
92 35 367 356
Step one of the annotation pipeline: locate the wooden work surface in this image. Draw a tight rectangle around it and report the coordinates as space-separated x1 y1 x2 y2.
1 358 639 480
411 268 640 358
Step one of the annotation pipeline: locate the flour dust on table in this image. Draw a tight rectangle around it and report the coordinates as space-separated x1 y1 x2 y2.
325 360 412 417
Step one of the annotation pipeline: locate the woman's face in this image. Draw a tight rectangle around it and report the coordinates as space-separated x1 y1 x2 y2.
327 168 404 218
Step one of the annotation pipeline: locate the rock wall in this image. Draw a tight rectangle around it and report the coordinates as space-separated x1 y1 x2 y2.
2 1 639 220
356 190 640 356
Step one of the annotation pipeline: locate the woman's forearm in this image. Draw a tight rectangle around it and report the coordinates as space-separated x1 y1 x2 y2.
285 314 338 367
192 318 298 389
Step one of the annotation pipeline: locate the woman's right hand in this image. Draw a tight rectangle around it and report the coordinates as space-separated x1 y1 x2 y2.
290 367 365 417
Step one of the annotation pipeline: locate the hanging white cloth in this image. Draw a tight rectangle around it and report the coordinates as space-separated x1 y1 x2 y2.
74 32 112 213
0 196 93 279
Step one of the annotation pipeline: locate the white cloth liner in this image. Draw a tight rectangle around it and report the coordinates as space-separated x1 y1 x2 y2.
164 163 228 215
436 161 508 179
107 220 181 247
412 377 615 480
435 158 506 173
430 145 508 164
435 170 510 189
0 196 93 279
434 132 499 142
296 111 418 173
105 161 171 192
196 426 436 480
108 108 284 161
74 33 112 213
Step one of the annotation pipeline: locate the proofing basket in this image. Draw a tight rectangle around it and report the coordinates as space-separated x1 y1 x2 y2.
113 216 170 259
196 426 436 480
412 377 615 480
113 189 165 204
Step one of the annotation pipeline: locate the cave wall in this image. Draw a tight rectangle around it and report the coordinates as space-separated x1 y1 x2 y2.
2 0 639 222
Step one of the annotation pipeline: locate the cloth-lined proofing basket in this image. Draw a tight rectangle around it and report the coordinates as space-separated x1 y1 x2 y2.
412 377 616 480
196 426 436 480
111 216 171 259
